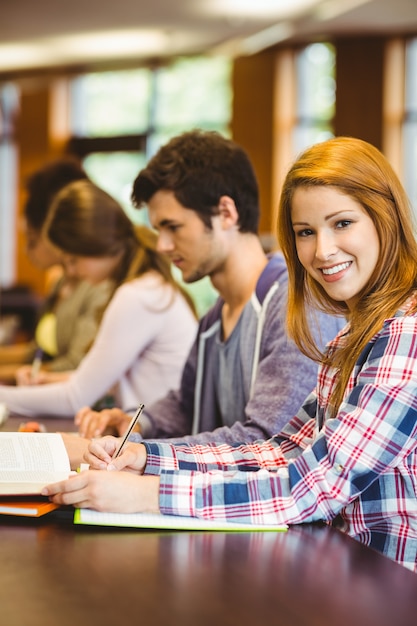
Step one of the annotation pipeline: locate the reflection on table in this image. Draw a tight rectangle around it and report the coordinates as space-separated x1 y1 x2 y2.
0 510 417 626
1 415 417 626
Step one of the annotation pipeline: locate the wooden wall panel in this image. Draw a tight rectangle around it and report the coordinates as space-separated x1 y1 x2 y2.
14 79 68 296
231 49 276 238
334 37 385 149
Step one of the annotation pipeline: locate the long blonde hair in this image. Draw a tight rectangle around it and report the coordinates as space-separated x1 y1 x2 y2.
277 136 417 415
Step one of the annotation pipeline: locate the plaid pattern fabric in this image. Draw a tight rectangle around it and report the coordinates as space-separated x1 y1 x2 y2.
144 310 417 571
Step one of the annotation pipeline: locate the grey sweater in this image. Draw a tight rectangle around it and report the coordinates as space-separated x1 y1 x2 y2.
137 253 345 445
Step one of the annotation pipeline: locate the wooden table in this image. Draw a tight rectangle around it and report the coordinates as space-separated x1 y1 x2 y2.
1 416 417 625
0 515 416 626
1 414 77 433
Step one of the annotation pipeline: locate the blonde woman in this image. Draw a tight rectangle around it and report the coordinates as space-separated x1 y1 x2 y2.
0 180 197 417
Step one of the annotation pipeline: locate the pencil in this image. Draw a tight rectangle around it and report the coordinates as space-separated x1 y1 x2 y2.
111 403 145 460
31 347 43 380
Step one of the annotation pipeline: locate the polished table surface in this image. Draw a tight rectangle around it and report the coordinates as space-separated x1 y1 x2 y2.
1 414 80 433
1 416 417 626
1 515 417 626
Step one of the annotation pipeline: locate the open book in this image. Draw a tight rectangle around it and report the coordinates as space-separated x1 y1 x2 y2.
0 432 71 496
75 508 288 532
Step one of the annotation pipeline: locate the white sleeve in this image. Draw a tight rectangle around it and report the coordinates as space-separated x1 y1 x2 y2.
0 280 172 418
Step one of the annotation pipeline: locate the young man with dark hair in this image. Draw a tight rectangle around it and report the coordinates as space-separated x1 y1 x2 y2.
74 130 344 445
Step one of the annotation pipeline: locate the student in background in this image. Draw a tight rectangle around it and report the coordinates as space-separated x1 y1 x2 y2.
47 136 417 572
0 179 197 417
73 130 343 444
0 157 111 383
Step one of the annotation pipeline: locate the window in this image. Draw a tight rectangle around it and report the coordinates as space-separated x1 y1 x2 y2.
0 84 19 287
69 56 232 218
71 68 152 138
150 56 232 151
69 56 232 314
294 42 335 153
69 67 150 222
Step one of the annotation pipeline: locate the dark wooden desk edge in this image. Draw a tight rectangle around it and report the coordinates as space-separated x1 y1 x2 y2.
1 414 75 433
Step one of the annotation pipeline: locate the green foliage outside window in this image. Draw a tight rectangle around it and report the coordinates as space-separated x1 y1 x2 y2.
71 56 232 315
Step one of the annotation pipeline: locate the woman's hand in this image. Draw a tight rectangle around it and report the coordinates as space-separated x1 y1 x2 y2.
75 406 133 438
15 365 72 386
42 470 160 514
84 437 148 474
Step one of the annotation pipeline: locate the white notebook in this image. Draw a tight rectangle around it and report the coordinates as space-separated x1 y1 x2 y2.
74 508 287 532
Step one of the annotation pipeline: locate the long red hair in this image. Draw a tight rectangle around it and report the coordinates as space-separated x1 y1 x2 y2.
277 136 417 415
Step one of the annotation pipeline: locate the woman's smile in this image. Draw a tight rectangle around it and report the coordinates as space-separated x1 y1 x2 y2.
319 261 352 281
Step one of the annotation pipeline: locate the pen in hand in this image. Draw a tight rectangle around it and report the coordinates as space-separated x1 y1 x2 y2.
111 403 145 461
31 347 43 381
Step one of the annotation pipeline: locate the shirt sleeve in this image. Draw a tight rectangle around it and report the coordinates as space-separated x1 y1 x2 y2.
0 279 177 417
144 316 417 525
138 321 201 439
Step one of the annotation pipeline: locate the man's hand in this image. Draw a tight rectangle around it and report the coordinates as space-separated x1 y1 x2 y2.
75 406 133 438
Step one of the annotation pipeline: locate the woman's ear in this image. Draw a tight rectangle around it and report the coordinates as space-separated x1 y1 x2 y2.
218 195 239 230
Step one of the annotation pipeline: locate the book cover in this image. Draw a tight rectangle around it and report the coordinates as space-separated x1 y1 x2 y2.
0 496 60 517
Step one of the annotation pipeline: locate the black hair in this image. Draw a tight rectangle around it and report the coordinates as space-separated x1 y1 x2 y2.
24 156 88 230
132 130 260 233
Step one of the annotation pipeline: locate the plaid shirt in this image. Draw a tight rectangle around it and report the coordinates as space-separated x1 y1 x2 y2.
144 308 417 571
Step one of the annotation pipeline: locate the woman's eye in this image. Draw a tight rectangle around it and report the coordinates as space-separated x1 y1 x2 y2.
336 220 352 229
295 228 313 238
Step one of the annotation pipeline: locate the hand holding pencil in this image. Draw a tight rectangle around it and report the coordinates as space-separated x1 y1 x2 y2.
31 347 44 380
82 405 147 474
15 348 44 386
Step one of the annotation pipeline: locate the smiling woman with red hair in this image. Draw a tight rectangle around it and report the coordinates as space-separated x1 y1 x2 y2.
46 137 417 572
